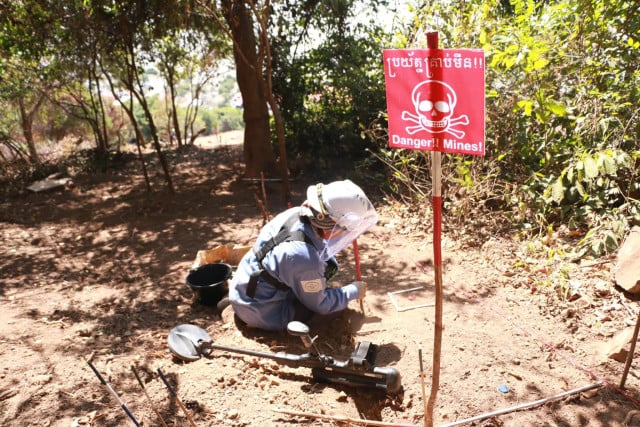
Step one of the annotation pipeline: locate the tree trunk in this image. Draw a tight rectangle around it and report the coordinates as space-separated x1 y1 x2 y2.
167 69 183 147
125 44 175 193
18 96 44 164
136 91 175 193
129 95 152 192
222 0 278 178
87 59 110 156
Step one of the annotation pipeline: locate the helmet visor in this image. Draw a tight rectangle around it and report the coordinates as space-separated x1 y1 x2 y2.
319 209 378 261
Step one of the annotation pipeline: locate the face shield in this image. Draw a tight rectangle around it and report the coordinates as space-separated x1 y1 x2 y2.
319 208 378 261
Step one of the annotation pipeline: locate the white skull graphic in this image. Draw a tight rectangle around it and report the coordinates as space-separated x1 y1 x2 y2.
413 80 455 132
401 80 469 138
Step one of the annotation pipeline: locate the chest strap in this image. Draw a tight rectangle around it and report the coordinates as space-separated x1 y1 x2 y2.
246 216 314 299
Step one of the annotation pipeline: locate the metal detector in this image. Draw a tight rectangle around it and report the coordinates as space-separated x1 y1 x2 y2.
167 321 402 394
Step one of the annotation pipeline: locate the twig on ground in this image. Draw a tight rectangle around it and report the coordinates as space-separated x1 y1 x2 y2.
132 366 168 427
440 382 603 427
273 407 419 426
156 368 197 427
0 389 18 402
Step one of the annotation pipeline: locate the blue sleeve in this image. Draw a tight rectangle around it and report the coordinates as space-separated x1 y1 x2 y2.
269 241 355 315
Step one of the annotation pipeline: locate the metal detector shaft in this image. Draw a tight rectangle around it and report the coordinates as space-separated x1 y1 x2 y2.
168 323 402 394
204 342 401 394
204 341 327 369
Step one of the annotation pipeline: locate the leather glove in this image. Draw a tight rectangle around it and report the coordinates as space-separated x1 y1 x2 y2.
352 281 367 300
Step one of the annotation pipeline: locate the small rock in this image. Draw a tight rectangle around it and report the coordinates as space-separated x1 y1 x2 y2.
33 374 52 385
601 327 635 362
582 388 601 399
614 226 640 294
221 306 235 324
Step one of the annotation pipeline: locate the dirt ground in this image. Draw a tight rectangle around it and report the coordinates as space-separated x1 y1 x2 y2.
2 131 640 427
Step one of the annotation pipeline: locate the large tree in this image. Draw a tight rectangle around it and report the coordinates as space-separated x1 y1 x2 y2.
0 1 67 163
216 0 281 180
196 0 389 197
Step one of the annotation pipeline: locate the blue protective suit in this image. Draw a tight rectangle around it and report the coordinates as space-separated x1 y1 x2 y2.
229 207 361 331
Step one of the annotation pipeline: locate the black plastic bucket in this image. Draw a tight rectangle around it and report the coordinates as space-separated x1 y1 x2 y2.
186 263 232 306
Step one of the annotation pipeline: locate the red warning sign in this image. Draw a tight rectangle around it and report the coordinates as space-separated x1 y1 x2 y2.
383 49 485 156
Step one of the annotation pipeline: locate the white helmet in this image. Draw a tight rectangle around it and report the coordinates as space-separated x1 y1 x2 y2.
306 180 378 260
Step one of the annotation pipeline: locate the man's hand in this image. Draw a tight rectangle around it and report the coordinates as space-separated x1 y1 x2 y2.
352 281 367 300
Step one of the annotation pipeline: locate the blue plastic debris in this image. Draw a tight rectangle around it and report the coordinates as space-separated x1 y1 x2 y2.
498 384 509 393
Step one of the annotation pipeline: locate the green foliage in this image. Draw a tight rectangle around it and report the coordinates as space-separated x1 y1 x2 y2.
200 107 244 134
372 147 431 202
379 0 640 259
1 0 232 193
545 149 633 207
133 96 155 141
270 0 391 173
543 148 639 256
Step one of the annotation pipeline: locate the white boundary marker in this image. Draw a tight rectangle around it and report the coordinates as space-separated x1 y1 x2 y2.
387 287 435 312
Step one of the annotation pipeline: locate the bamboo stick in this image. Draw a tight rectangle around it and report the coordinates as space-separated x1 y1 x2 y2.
156 368 197 427
439 382 602 427
620 311 640 388
353 239 365 315
419 349 428 427
131 366 168 427
273 408 418 427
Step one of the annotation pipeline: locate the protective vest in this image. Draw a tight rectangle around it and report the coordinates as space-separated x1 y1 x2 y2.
246 215 314 299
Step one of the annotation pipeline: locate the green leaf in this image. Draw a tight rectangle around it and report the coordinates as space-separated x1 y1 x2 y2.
616 151 632 168
583 155 598 179
545 101 566 117
531 57 549 71
604 232 619 252
600 153 616 175
551 178 565 203
591 239 603 256
479 30 487 45
517 99 533 116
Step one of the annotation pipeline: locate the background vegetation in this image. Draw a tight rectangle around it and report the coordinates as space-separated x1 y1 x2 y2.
372 0 639 259
1 0 638 259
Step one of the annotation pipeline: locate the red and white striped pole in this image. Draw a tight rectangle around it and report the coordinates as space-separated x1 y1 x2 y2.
425 30 443 427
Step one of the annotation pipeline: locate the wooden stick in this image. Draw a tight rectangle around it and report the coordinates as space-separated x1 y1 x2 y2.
418 349 428 427
156 369 197 427
273 408 418 427
439 382 602 427
260 171 270 220
87 360 140 426
253 193 269 224
132 366 169 427
353 239 365 314
620 311 640 388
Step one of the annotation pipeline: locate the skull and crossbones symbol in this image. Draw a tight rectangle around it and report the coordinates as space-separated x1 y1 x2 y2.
401 80 469 139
